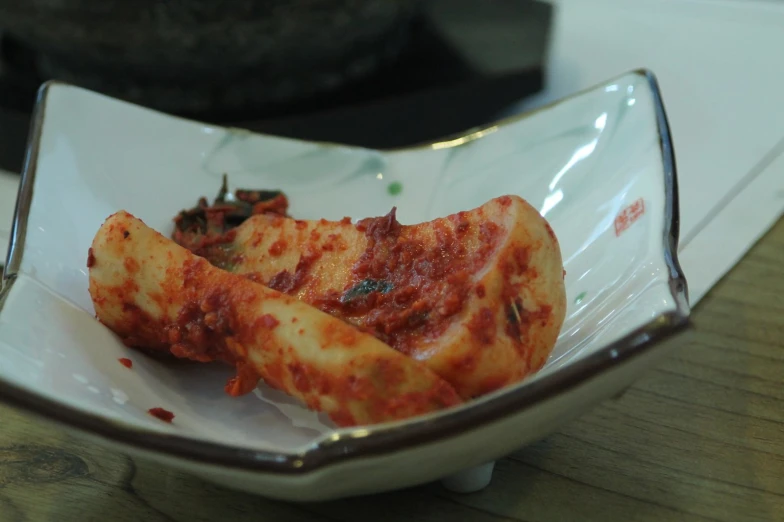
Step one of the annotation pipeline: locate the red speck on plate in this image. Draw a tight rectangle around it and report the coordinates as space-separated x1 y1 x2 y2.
148 407 175 423
118 358 133 368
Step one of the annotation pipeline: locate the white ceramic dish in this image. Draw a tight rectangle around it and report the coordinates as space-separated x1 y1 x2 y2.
0 69 690 501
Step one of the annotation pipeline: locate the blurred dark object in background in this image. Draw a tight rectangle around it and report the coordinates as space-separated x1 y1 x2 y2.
0 0 424 115
0 0 552 172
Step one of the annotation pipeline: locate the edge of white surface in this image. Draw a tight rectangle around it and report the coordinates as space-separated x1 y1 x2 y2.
679 150 784 305
0 169 19 264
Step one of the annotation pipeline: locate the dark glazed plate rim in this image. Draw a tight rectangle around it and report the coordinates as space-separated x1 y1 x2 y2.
0 69 690 475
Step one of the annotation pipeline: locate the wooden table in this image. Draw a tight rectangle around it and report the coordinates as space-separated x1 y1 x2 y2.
1 218 782 522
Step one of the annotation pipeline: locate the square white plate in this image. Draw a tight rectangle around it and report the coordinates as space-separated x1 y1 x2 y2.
0 69 689 500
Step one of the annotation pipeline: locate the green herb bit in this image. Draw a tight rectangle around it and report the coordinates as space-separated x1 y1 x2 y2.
387 181 403 196
340 279 394 304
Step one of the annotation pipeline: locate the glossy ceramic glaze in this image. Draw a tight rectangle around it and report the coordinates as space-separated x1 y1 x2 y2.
0 70 689 500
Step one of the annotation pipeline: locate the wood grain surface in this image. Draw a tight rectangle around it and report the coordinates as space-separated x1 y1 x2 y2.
0 217 782 522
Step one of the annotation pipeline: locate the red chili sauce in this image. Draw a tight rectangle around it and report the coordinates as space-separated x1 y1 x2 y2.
148 407 175 422
109 258 264 395
308 207 502 354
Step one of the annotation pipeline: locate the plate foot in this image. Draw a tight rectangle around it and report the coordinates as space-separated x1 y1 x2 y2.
440 461 496 493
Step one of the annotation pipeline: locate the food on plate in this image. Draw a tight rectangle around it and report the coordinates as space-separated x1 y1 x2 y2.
148 407 175 423
172 181 567 399
88 211 462 427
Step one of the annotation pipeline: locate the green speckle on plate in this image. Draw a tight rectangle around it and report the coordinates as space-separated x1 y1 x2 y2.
387 181 403 196
575 291 587 305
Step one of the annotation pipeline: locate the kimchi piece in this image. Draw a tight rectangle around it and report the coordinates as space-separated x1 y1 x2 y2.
173 182 567 399
88 211 461 427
